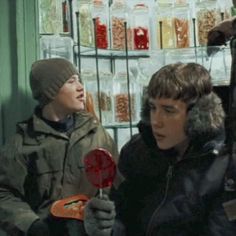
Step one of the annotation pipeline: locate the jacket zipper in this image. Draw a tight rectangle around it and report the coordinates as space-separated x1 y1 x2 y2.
145 165 173 236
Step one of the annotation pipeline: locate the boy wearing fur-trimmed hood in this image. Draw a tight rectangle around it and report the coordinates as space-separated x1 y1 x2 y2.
83 62 236 236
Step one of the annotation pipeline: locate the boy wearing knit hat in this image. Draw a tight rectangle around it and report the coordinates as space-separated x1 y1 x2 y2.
0 58 118 236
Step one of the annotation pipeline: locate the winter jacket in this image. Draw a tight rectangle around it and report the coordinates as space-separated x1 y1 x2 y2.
110 93 236 236
0 110 118 236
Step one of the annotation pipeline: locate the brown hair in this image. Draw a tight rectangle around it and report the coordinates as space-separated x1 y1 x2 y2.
147 62 213 106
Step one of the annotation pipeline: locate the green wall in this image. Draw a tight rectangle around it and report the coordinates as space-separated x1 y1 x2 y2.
0 0 39 145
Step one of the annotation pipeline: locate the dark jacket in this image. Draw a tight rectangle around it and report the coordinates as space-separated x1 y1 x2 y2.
0 111 118 236
110 93 236 236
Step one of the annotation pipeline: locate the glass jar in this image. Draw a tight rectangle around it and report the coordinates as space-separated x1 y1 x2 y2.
40 35 74 61
113 72 139 123
132 3 150 50
82 70 114 124
81 70 98 118
39 0 63 34
110 0 132 50
204 47 231 86
98 72 114 124
196 0 221 46
91 0 109 49
165 47 201 64
62 0 69 33
156 2 175 49
173 3 191 48
222 0 233 19
232 0 236 16
78 0 94 47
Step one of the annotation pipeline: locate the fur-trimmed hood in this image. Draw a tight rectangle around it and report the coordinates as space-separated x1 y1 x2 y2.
139 91 225 144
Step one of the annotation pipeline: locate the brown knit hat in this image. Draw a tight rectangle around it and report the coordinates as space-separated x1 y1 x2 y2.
30 58 79 106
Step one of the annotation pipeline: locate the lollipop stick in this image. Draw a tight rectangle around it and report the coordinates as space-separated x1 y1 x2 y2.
99 188 103 199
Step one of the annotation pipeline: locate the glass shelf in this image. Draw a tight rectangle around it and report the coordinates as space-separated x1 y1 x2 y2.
74 45 151 59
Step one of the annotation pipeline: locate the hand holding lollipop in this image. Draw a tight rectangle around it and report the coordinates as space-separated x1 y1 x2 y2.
50 148 116 223
83 148 117 236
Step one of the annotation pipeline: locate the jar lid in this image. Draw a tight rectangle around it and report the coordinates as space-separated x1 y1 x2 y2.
134 3 148 11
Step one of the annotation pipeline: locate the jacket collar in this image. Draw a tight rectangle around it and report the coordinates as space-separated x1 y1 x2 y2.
137 120 225 163
17 111 99 145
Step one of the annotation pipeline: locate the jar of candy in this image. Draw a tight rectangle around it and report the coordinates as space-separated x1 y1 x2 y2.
173 3 191 48
81 70 98 118
39 0 63 34
78 0 94 47
156 2 175 49
91 0 109 49
196 0 221 46
98 72 114 124
110 0 132 50
132 3 150 50
113 72 140 123
82 70 114 124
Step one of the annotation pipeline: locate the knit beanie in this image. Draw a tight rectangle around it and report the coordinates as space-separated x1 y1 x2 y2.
30 58 79 107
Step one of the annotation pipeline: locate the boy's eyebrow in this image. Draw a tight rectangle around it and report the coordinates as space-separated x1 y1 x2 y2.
148 100 177 110
162 104 177 110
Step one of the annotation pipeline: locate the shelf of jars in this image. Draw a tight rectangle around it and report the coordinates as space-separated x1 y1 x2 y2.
38 0 234 149
75 45 231 86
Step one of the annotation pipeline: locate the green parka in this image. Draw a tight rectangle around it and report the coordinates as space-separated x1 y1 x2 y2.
0 111 118 235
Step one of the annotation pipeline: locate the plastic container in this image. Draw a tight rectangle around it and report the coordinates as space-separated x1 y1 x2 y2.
91 0 109 49
156 2 175 49
196 0 221 46
110 0 132 50
113 72 139 123
78 0 94 47
173 3 191 48
132 3 150 50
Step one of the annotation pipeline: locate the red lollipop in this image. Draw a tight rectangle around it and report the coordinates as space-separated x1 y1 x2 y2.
84 148 116 197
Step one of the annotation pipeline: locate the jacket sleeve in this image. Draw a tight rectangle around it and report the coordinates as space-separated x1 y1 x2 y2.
206 193 236 235
206 153 236 235
0 137 39 234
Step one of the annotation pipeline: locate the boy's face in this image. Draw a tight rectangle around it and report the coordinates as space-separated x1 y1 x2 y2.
51 74 85 114
149 97 189 153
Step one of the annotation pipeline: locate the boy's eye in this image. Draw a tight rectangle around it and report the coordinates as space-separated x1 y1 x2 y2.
165 108 174 113
148 103 155 110
67 77 81 84
67 79 75 84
